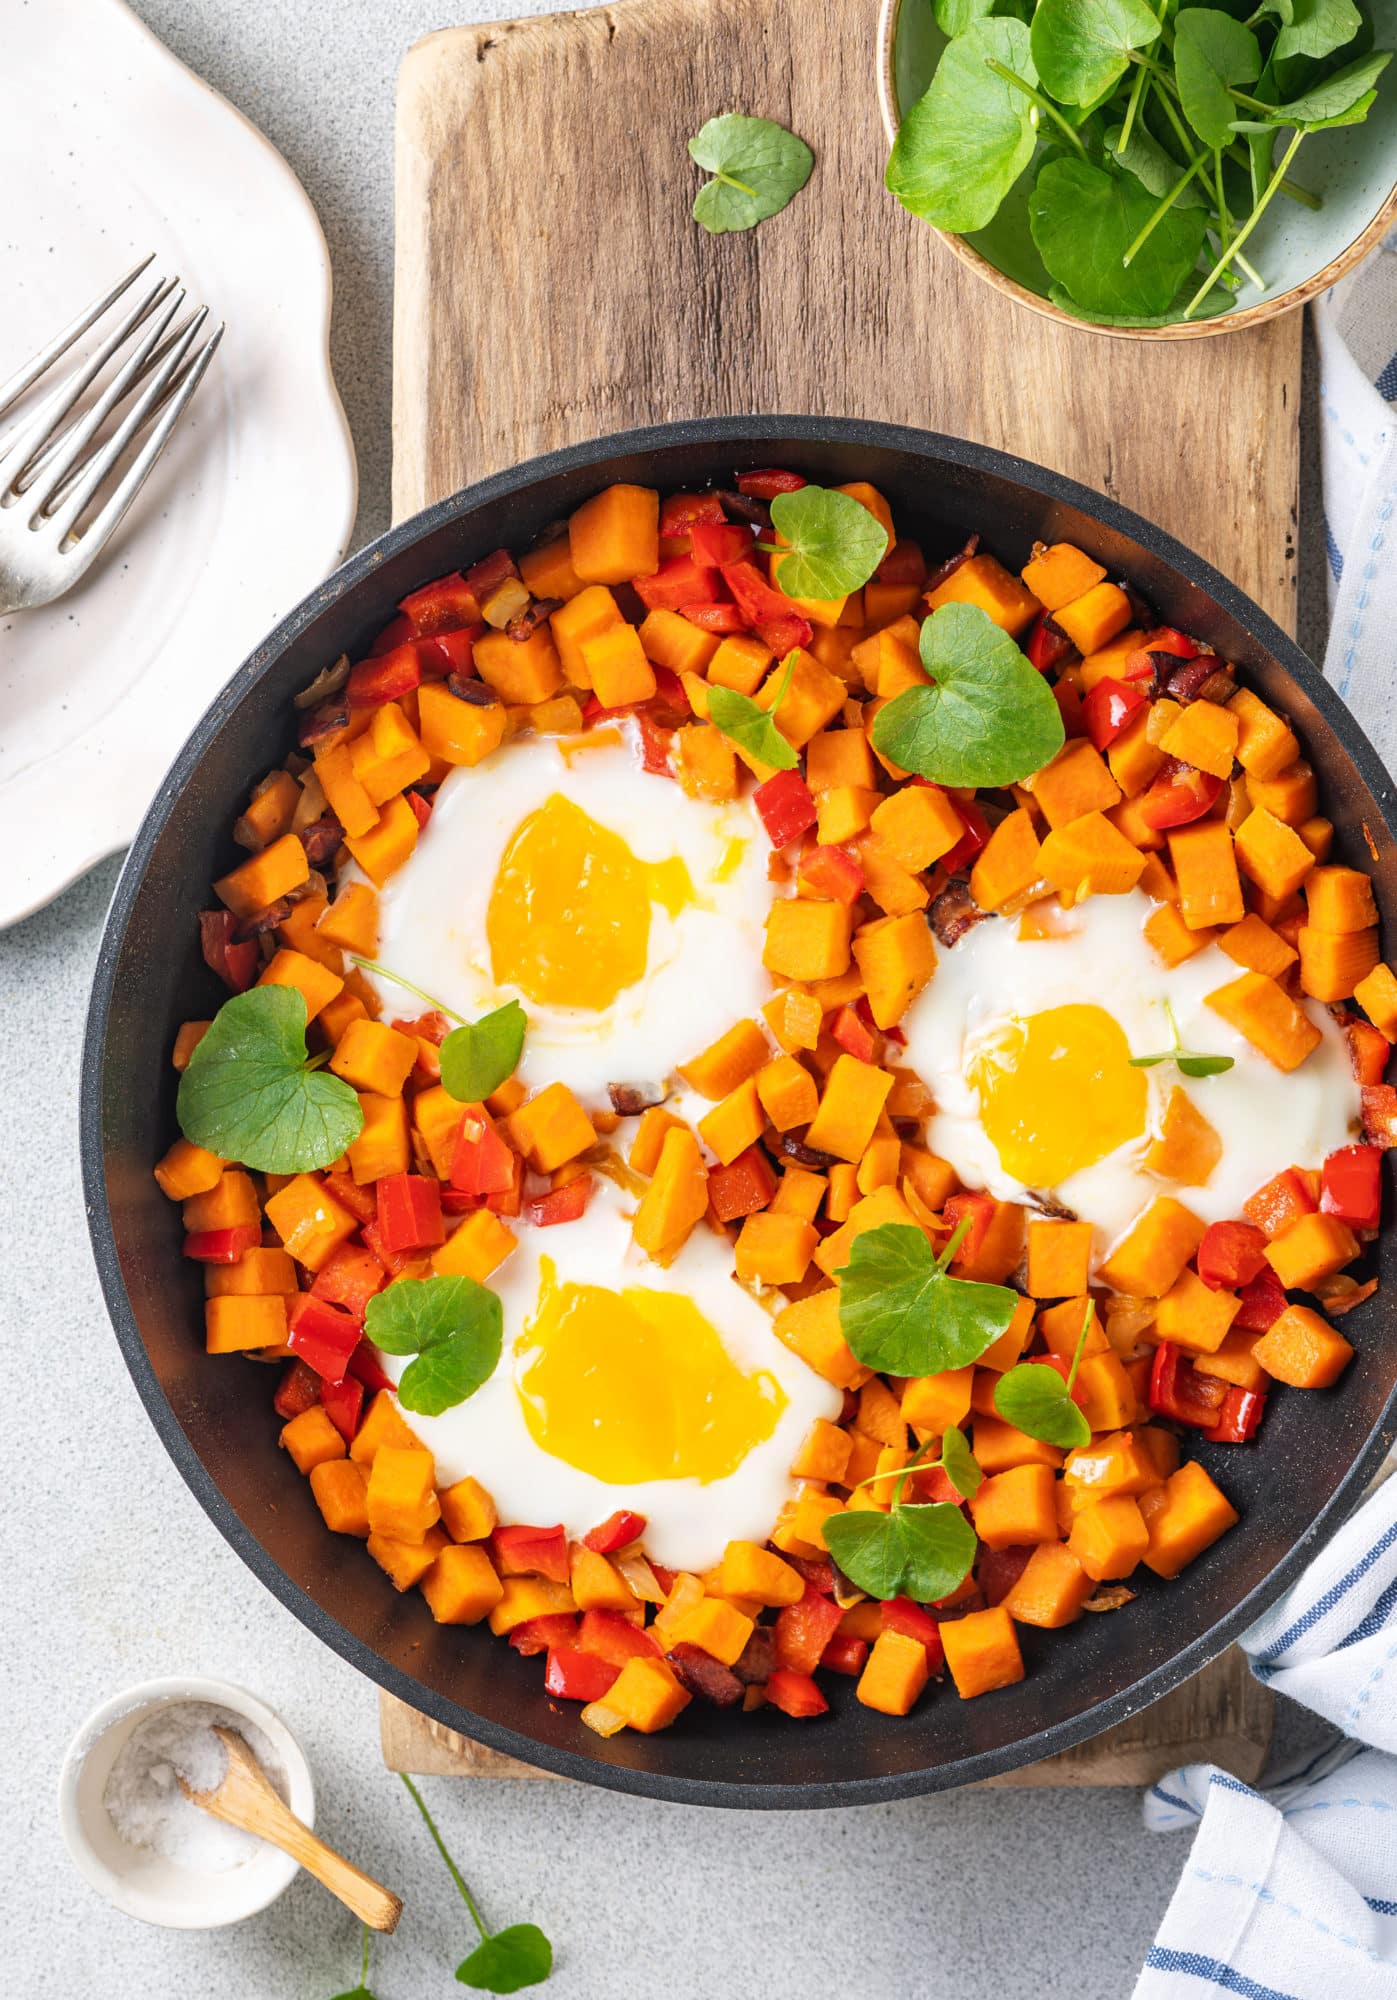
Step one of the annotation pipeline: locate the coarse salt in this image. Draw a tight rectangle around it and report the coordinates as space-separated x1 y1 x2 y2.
102 1700 287 1873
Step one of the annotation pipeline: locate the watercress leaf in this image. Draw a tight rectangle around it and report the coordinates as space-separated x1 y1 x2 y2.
705 673 799 772
365 1276 504 1417
1030 0 1163 105
993 1362 1092 1449
457 1923 554 1994
1175 1052 1235 1077
1104 122 1208 205
768 486 889 599
399 1322 504 1417
689 115 813 234
440 1001 527 1103
1175 8 1264 146
871 602 1064 789
934 0 996 31
837 1222 1018 1374
1030 156 1210 316
177 986 364 1173
1045 284 1233 326
1272 0 1361 64
1262 49 1390 122
885 18 1039 233
824 1502 978 1603
941 1424 984 1499
329 1988 379 2000
1127 1051 1171 1067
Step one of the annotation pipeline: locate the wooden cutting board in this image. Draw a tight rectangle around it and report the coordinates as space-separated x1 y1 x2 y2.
384 0 1285 1785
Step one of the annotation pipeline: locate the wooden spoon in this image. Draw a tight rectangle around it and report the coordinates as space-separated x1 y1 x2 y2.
179 1725 402 1932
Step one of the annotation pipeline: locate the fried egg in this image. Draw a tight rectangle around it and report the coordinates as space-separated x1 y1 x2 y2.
380 1175 840 1571
902 889 1360 1261
353 728 772 1101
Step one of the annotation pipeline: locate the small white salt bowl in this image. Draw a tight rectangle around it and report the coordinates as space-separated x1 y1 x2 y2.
58 1674 315 1929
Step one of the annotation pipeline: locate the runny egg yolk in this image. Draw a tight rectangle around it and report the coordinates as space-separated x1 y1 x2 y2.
486 793 695 1010
515 1258 787 1484
969 1002 1148 1188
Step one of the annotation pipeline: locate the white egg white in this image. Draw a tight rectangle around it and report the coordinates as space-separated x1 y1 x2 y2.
349 727 773 1104
380 1175 840 1573
902 889 1361 1263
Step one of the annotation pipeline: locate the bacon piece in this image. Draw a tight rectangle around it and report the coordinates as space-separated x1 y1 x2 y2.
665 1643 743 1707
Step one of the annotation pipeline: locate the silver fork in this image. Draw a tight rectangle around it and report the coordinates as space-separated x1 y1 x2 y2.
0 256 223 613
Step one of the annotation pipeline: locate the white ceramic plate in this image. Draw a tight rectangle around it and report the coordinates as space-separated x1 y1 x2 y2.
0 0 356 927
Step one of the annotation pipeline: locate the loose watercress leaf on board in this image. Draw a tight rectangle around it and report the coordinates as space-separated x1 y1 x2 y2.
837 1222 1018 1375
993 1361 1092 1449
177 986 363 1172
825 1501 978 1603
872 602 1064 788
767 485 889 599
1175 9 1264 148
885 18 1039 233
1030 0 1163 105
689 115 813 234
458 1925 555 1994
940 1423 984 1499
1030 157 1210 317
706 655 799 770
440 1001 527 1103
365 1275 503 1417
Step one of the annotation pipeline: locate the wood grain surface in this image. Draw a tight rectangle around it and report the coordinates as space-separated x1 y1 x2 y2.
385 0 1286 1785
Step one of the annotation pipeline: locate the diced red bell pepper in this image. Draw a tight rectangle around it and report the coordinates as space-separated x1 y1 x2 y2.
464 548 519 599
395 1009 450 1046
875 539 926 587
183 1224 261 1264
736 468 807 499
1196 1220 1269 1291
310 1241 386 1318
347 1340 396 1395
286 1293 362 1384
360 1217 422 1279
347 642 427 708
634 552 722 612
1234 1263 1288 1333
943 1190 996 1273
659 491 727 538
398 571 482 635
756 611 814 656
370 612 414 656
199 910 259 993
582 1510 647 1555
910 1464 963 1506
679 600 748 634
719 558 792 630
831 1004 878 1064
375 1173 445 1254
1203 1385 1267 1444
1244 1166 1318 1238
708 1145 778 1223
774 1584 845 1676
690 521 755 567
1148 1341 1228 1427
1083 675 1148 752
1052 676 1089 740
526 1175 595 1227
882 1598 946 1673
635 711 676 776
322 1170 378 1225
1321 1143 1382 1229
485 1149 524 1219
765 1669 829 1718
978 1546 1035 1607
405 790 433 832
799 842 865 905
449 1105 515 1198
753 769 818 848
1346 1018 1389 1086
577 1608 662 1665
425 625 485 677
491 1523 570 1584
544 1644 620 1702
650 666 691 713
320 1372 365 1443
1025 612 1073 673
1139 760 1224 830
273 1357 321 1419
1362 1084 1397 1149
820 1633 868 1677
939 797 991 875
1141 626 1198 661
509 1612 580 1657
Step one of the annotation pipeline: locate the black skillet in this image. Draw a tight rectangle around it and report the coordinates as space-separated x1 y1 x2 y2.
82 416 1397 1807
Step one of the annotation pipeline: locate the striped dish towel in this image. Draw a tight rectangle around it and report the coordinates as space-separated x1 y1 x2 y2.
1130 242 1397 2000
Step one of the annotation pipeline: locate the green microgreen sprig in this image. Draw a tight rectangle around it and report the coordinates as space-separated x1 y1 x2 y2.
993 1299 1095 1451
1129 997 1235 1078
349 956 525 1102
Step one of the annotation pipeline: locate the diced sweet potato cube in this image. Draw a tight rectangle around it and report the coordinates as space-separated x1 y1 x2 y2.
791 1419 853 1483
679 1018 770 1099
1144 900 1212 967
734 1211 817 1285
1143 1086 1221 1187
1305 865 1378 934
631 1127 708 1259
580 622 657 707
1099 1196 1205 1298
550 584 623 685
978 1295 1035 1374
348 1093 411 1185
870 786 965 873
764 897 854 982
668 1595 755 1667
755 649 846 747
1052 582 1132 658
366 1446 441 1542
1168 822 1243 930
265 1173 359 1272
1020 542 1106 612
309 1458 370 1536
1354 961 1397 1040
438 1474 498 1543
756 1055 820 1131
1158 701 1239 780
433 1208 517 1283
214 833 310 919
969 808 1043 913
1068 1494 1148 1581
328 1018 418 1097
1233 806 1315 903
154 1138 225 1202
857 1629 931 1714
568 483 659 585
970 1464 1059 1549
280 1404 346 1474
487 1575 578 1636
1246 758 1316 827
972 1415 1063 1475
1297 924 1379 1003
698 1076 764 1166
851 912 937 1029
720 1541 804 1607
205 1248 298 1297
674 723 738 801
507 1082 595 1171
1040 811 1146 900
349 1390 422 1467
1073 1352 1140 1433
940 1606 1025 1699
1026 1220 1093 1303
1141 1461 1238 1576
422 1543 504 1624
854 832 930 917
258 948 344 1025
1228 687 1298 781
345 792 418 885
1252 1303 1354 1388
368 1525 449 1592
628 1106 686 1177
1030 740 1122 831
1154 1268 1241 1354
520 535 583 602
1264 1211 1359 1291
604 1657 691 1732
639 607 719 676
771 1165 827 1222
805 1053 894 1163
1219 912 1297 979
772 1287 870 1389
1107 709 1166 798
1002 1542 1094 1628
927 553 1039 635
1206 971 1321 1072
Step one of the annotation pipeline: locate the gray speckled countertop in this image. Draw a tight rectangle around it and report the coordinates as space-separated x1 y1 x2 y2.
1 4 1335 1994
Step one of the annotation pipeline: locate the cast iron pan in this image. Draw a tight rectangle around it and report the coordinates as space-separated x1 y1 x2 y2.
83 417 1397 1807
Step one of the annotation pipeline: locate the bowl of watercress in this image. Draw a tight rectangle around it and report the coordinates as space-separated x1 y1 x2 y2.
878 0 1397 336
